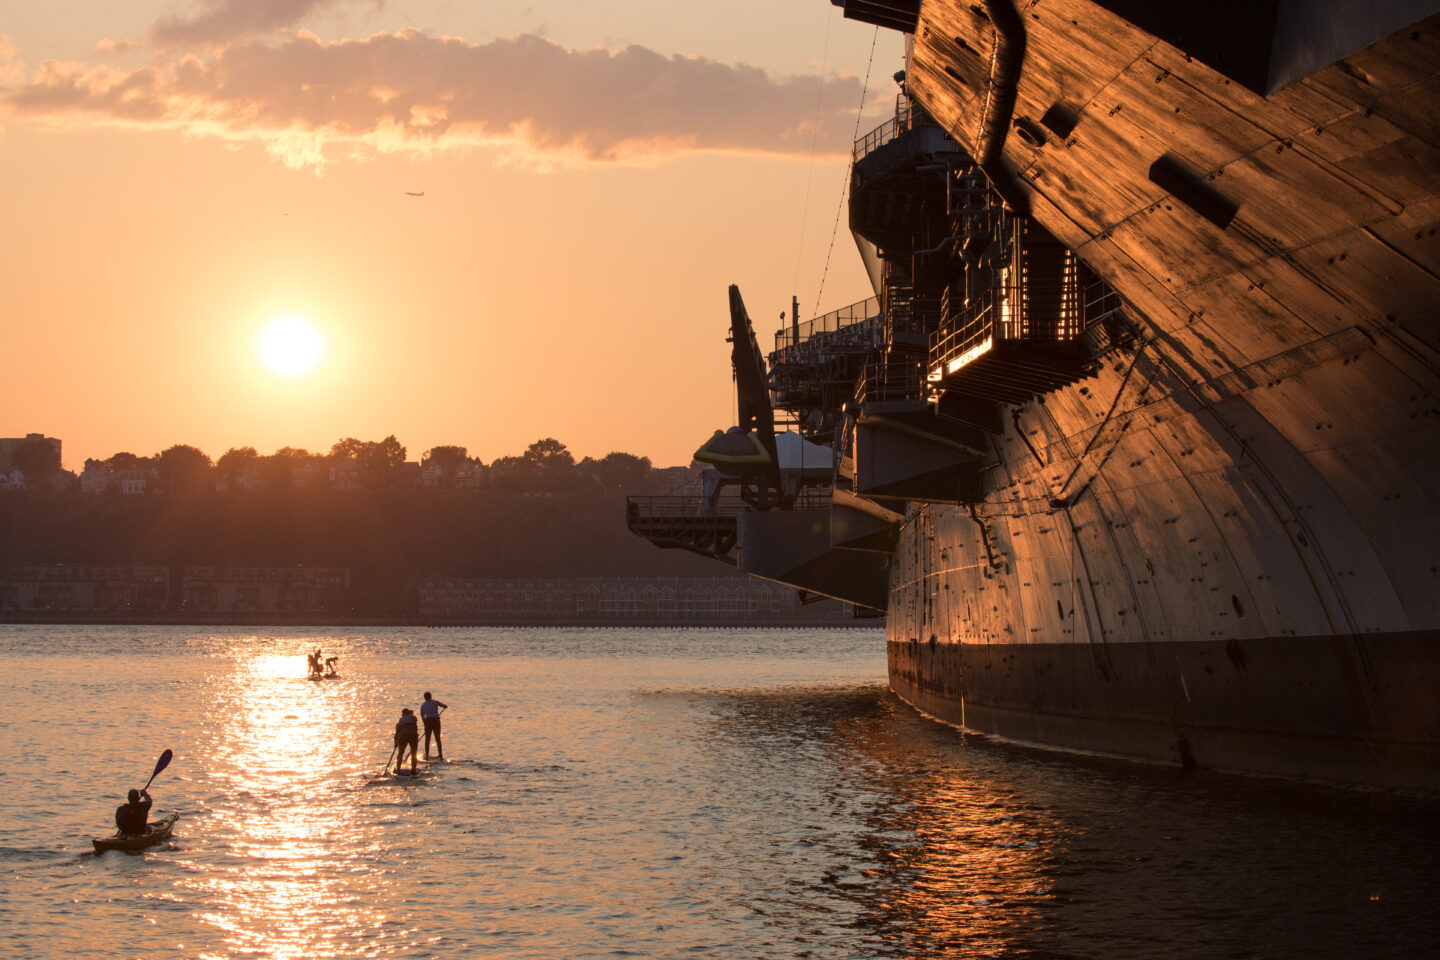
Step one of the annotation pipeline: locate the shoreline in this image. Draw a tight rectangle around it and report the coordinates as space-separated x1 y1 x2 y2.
0 613 882 629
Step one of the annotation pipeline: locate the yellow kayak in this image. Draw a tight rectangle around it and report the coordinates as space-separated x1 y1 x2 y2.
93 813 179 853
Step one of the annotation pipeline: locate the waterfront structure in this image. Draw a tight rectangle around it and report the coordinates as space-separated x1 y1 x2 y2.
183 565 349 614
419 576 856 625
0 565 171 613
633 2 1440 788
0 565 349 616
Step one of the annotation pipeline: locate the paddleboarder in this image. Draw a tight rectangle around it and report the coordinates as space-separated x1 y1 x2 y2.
394 707 420 775
420 692 448 760
115 787 153 835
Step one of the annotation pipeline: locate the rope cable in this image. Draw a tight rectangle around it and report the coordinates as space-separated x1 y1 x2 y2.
793 12 833 295
811 25 879 321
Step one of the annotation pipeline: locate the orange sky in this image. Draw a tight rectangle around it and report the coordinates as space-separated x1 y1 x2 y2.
0 2 902 470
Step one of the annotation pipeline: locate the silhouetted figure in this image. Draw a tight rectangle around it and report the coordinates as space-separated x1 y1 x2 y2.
307 648 323 677
115 788 152 835
324 656 339 676
421 692 448 760
394 708 419 775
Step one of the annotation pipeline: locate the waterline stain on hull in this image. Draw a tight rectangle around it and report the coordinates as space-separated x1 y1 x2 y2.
889 633 1440 789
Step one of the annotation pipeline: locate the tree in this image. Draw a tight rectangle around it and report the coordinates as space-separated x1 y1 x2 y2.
332 435 407 480
365 435 407 473
216 446 260 476
11 438 61 483
105 451 143 470
523 438 574 470
488 454 535 491
584 451 653 492
156 444 214 496
329 438 367 462
261 447 314 488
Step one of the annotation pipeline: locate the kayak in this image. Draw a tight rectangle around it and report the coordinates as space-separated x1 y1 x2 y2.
93 813 179 853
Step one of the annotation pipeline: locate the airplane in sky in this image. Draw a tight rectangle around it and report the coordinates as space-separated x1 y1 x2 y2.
405 191 425 197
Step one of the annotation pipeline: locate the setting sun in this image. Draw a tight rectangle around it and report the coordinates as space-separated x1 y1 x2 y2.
258 315 325 378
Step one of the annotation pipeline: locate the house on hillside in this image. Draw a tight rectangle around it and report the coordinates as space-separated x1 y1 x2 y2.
329 458 362 491
80 459 112 494
117 465 158 495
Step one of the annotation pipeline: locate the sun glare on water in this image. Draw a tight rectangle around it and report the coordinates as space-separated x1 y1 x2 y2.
258 315 325 378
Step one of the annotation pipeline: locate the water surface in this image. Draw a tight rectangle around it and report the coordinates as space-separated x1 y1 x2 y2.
0 625 1434 958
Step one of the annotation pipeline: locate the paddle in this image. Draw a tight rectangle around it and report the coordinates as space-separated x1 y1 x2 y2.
382 744 397 775
141 749 173 793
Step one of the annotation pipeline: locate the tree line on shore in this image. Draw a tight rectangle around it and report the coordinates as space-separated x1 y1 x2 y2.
0 453 726 606
7 434 691 497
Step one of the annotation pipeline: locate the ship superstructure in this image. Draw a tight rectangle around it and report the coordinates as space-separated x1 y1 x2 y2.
632 0 1440 789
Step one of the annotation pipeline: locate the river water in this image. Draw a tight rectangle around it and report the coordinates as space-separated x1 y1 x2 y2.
0 624 1434 959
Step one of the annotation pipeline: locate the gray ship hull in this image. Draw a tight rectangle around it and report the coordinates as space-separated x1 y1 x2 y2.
890 634 1439 788
855 0 1440 787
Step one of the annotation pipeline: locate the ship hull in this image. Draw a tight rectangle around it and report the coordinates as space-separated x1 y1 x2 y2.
865 1 1440 789
882 322 1440 789
889 633 1440 789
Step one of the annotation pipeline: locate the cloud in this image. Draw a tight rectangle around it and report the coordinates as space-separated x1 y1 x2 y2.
1 30 869 171
93 38 142 57
153 0 346 47
0 35 24 85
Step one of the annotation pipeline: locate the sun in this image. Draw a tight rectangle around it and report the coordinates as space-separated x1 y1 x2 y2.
258 315 325 378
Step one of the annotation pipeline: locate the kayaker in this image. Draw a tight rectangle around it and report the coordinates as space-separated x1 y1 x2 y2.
394 708 420 775
115 788 152 835
420 692 448 760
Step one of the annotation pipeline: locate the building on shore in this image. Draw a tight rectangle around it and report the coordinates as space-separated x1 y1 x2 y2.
419 576 864 625
0 565 171 613
0 564 348 616
0 433 61 472
182 566 350 614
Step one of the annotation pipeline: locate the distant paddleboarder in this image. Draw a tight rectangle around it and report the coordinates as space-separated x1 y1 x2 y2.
421 692 448 760
115 788 152 835
394 708 420 775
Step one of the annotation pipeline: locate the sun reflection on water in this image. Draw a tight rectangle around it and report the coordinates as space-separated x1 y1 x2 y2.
178 643 398 959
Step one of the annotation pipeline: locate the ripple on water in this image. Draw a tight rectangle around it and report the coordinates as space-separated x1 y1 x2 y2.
2 625 1438 959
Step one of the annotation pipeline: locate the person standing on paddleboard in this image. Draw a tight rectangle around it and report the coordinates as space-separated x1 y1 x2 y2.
115 788 152 835
421 692 448 760
394 708 420 775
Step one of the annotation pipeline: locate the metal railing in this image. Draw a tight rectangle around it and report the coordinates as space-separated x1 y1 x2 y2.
627 486 837 520
773 296 880 356
927 262 1127 379
626 494 749 520
856 359 928 405
853 95 913 163
929 287 1000 379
